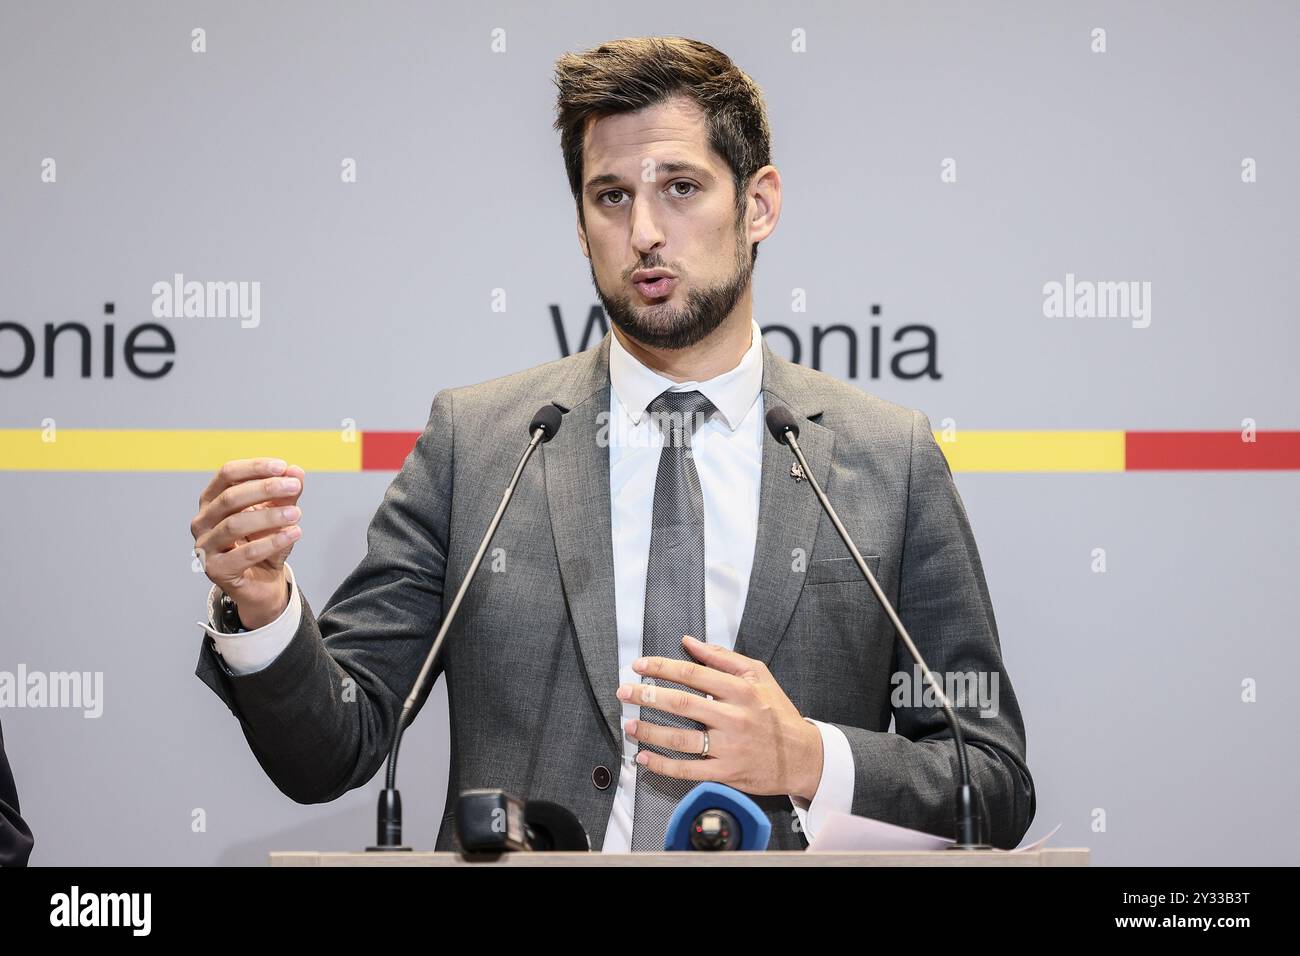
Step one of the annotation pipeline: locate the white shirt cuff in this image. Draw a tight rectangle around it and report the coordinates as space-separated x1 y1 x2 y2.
789 718 854 844
197 564 302 676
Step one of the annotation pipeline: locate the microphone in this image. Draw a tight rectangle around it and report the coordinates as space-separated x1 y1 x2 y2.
368 404 564 850
764 406 991 850
664 782 772 851
454 789 590 852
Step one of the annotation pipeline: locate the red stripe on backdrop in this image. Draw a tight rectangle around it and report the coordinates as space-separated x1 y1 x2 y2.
361 431 420 471
1125 431 1300 470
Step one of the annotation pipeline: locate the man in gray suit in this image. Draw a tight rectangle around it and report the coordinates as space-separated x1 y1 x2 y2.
190 36 1034 852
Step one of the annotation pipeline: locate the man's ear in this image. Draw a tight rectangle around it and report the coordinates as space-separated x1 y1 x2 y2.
576 207 590 258
746 165 782 246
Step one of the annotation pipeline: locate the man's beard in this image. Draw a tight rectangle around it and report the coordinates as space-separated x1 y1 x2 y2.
589 227 752 351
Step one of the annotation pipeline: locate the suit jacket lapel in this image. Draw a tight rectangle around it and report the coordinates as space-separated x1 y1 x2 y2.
544 335 623 749
733 340 835 667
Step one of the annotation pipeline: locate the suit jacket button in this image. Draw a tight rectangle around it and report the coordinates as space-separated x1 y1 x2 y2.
592 765 612 790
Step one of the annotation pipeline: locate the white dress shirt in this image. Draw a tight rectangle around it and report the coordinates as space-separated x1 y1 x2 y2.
200 318 855 849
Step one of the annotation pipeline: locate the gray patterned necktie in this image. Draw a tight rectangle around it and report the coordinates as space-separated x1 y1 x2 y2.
630 388 717 851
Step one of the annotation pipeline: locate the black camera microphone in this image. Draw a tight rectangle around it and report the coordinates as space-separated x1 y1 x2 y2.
454 789 590 853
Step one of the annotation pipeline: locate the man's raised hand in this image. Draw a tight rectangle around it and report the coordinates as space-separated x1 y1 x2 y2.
190 458 305 630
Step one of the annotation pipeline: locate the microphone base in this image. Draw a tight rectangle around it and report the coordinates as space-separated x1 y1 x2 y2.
951 783 991 849
371 786 406 851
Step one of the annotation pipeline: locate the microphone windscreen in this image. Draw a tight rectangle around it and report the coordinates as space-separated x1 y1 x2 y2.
530 404 563 442
523 800 591 852
665 782 771 851
764 406 800 444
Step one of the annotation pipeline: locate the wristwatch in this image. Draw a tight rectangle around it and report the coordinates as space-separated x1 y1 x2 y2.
219 592 247 634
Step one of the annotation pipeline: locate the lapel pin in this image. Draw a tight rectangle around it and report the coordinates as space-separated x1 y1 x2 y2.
790 461 805 482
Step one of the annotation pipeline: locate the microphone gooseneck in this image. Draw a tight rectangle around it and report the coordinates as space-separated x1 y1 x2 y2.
764 406 990 850
369 404 563 850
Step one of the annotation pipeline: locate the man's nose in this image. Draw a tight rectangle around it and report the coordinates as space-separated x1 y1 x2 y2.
629 195 665 254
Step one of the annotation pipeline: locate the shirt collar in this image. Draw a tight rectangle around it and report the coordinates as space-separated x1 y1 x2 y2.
608 319 763 432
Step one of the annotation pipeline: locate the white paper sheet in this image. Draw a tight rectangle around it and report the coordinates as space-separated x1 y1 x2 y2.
806 812 1062 853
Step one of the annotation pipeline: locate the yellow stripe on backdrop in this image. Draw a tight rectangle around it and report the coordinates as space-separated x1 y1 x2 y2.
932 430 1126 473
0 428 1126 473
0 430 361 472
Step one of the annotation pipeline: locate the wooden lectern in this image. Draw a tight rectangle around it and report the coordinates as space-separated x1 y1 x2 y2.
271 849 1089 867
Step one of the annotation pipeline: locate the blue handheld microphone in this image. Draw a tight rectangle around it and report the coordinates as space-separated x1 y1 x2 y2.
664 782 772 851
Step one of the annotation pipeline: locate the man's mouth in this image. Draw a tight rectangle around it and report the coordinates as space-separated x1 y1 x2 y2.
633 276 677 299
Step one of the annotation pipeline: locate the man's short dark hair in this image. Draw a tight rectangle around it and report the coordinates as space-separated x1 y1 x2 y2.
552 36 772 263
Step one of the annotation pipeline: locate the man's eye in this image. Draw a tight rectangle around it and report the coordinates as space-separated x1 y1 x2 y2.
599 182 696 206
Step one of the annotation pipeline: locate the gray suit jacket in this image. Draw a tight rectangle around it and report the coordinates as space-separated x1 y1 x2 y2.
196 333 1035 850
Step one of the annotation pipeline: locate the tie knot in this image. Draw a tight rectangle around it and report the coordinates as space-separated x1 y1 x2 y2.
646 389 716 445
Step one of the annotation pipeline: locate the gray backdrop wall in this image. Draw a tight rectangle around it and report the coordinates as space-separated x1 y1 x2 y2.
2 0 1296 865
